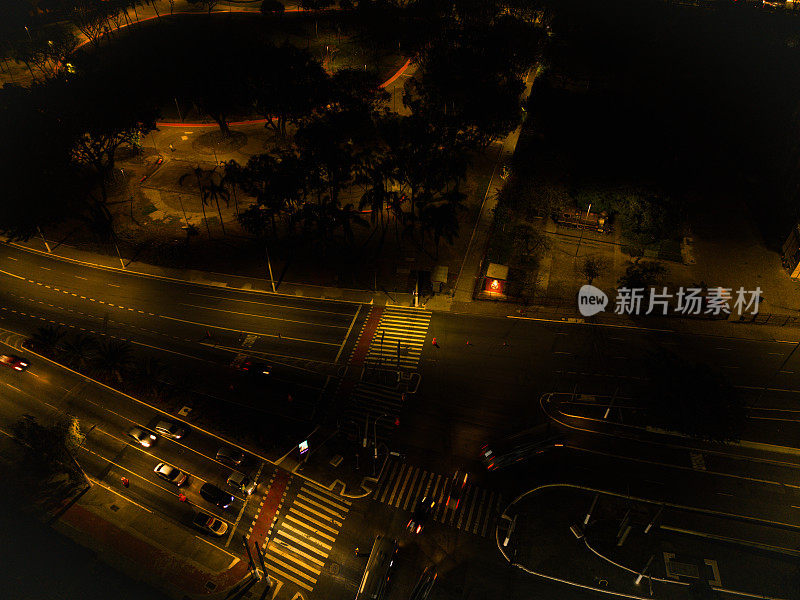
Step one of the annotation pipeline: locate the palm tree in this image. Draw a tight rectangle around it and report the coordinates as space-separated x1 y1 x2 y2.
93 338 134 384
133 357 167 400
204 171 231 236
28 325 66 356
180 167 213 239
335 203 369 245
62 334 98 372
423 200 462 259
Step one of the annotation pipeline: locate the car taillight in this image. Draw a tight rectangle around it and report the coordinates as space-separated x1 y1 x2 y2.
488 462 495 470
416 525 421 533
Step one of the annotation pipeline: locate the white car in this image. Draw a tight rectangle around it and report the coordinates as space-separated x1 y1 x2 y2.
154 462 188 487
193 512 228 536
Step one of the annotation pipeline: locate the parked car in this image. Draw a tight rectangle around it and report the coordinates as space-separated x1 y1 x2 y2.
154 420 186 440
0 355 29 371
446 472 469 510
216 446 245 468
200 483 234 509
153 463 188 487
226 471 256 496
407 497 435 534
192 512 228 537
127 427 156 448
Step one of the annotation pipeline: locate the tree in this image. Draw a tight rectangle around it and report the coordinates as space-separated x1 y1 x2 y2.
70 0 114 48
423 199 462 258
260 0 285 14
53 73 159 234
28 325 66 356
618 260 666 289
614 190 681 251
248 42 329 138
234 152 304 236
334 203 369 245
186 0 220 14
133 356 167 399
12 23 79 81
180 167 230 237
62 333 98 372
11 413 86 482
581 256 608 284
93 338 134 383
645 352 746 442
0 84 83 241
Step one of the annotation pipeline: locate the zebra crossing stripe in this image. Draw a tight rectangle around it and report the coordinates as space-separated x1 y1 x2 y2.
472 489 488 534
377 462 400 503
266 548 318 583
387 464 408 505
284 514 337 542
395 466 415 508
265 564 314 591
402 468 421 511
287 507 339 534
292 500 343 527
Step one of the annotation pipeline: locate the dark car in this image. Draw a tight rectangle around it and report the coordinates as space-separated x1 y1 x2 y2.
154 420 186 440
200 483 234 509
407 496 435 535
232 357 271 377
192 512 228 537
446 472 469 510
0 355 29 372
216 446 245 468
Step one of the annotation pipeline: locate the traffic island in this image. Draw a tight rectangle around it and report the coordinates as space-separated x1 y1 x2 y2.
499 484 798 600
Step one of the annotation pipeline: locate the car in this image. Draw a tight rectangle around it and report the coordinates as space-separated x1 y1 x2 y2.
216 446 245 467
154 463 188 487
227 471 257 496
192 512 228 537
409 566 438 600
234 358 272 377
127 427 156 448
407 497 435 535
0 355 29 372
154 420 186 440
446 472 469 510
200 483 234 509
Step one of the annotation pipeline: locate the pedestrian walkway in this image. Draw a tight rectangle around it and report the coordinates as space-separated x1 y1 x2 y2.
363 305 432 372
372 460 501 537
263 478 351 592
344 381 405 444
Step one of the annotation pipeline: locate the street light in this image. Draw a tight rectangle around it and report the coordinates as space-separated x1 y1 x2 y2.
373 414 390 458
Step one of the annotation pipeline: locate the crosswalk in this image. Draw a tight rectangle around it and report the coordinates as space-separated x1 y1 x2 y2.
263 479 351 592
345 381 405 442
372 460 501 538
364 306 432 372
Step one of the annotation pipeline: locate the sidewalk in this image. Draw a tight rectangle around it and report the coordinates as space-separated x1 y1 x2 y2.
53 468 292 599
452 69 539 303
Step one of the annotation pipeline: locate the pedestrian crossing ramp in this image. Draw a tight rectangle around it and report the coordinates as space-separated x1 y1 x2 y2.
264 479 351 592
372 460 501 538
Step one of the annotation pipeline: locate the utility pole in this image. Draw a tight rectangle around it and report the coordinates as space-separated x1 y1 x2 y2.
264 242 276 292
37 226 51 253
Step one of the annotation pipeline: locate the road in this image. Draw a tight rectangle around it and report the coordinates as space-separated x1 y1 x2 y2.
3 242 800 599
